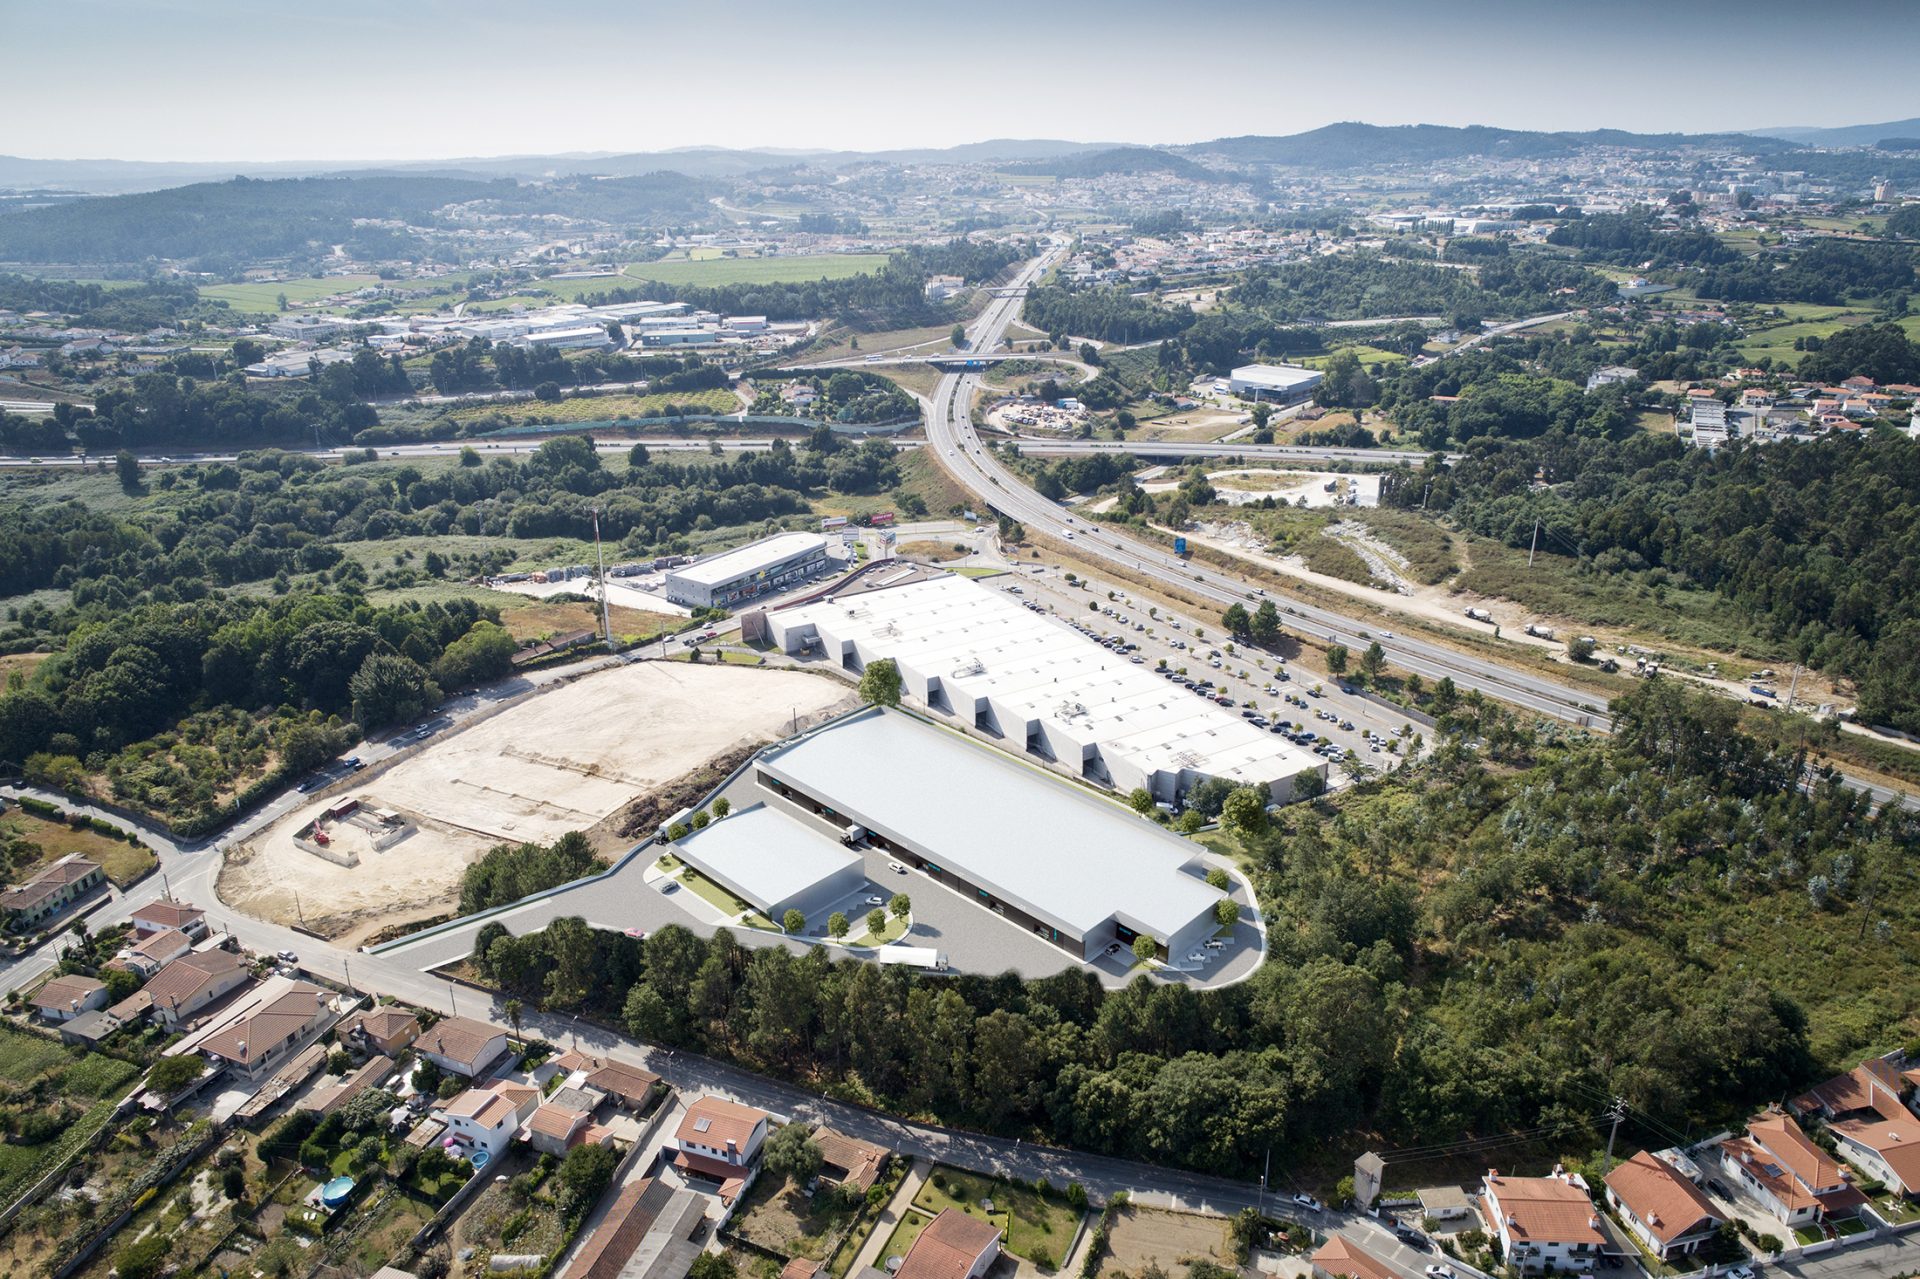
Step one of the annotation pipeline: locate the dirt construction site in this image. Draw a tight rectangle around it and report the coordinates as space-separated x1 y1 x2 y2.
219 661 852 943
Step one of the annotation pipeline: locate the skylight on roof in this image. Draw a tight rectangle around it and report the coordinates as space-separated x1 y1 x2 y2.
694 1116 713 1132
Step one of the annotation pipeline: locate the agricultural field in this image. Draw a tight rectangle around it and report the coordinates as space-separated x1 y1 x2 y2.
445 387 738 425
0 1026 143 1225
198 274 382 313
581 253 892 289
1294 344 1409 370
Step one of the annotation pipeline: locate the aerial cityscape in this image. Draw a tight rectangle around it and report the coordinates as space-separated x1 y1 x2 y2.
1 4 1918 1279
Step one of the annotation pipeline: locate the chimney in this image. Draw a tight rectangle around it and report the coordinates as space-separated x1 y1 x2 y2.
727 1138 738 1156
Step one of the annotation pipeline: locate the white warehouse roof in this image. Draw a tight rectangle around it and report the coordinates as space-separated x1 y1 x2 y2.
671 532 826 589
671 803 861 915
769 574 1322 799
1230 363 1323 392
758 708 1224 942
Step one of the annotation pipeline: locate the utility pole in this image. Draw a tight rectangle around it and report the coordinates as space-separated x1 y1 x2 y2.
591 508 613 651
1260 1147 1269 1218
1787 662 1802 708
1602 1096 1628 1176
1527 516 1541 568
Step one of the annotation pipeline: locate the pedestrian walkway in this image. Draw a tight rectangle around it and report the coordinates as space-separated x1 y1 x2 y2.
849 1156 931 1275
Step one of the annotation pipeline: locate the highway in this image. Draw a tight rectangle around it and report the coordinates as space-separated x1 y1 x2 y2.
925 242 1615 732
1012 438 1460 466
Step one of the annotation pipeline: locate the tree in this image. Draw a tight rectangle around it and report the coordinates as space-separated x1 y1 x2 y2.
713 797 731 818
1222 603 1251 637
866 908 887 935
763 1121 824 1181
115 450 141 494
115 1235 170 1279
1207 866 1231 890
1567 635 1597 663
829 912 850 938
1214 898 1240 929
1360 641 1385 681
889 892 911 920
557 1141 617 1217
1220 787 1269 843
858 658 902 708
147 1054 204 1094
504 998 523 1038
1252 600 1281 644
1128 787 1155 815
432 621 517 690
349 652 441 728
534 381 562 402
1132 934 1158 962
690 1254 738 1279
783 908 806 934
951 324 968 350
1294 769 1326 800
1325 645 1349 676
222 1162 247 1202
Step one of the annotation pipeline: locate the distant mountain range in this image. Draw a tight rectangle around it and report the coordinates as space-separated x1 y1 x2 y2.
7 117 1917 198
1743 117 1920 148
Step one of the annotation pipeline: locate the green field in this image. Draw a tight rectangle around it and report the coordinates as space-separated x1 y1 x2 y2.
199 274 382 312
609 253 890 289
446 386 739 424
1295 344 1409 369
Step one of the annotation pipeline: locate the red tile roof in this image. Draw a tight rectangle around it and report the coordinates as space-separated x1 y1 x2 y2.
1307 1236 1397 1279
32 973 104 1012
1793 1058 1904 1119
1482 1172 1606 1249
131 900 206 931
1605 1152 1724 1246
1748 1112 1846 1194
676 1095 767 1152
895 1209 1002 1279
415 1016 507 1071
563 1177 674 1279
198 983 327 1065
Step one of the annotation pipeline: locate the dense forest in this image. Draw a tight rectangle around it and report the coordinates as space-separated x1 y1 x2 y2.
468 683 1917 1176
1545 212 1739 268
1382 429 1920 730
1229 252 1614 325
1696 239 1917 306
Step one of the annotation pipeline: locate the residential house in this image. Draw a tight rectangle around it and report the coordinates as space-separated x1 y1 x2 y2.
32 973 107 1023
1 854 106 931
670 1095 771 1210
193 979 334 1081
1604 1151 1726 1261
414 1015 510 1078
582 1059 662 1111
813 1127 890 1193
561 1177 708 1279
137 948 253 1027
1478 1167 1608 1275
1718 1111 1862 1229
130 899 208 940
1585 365 1640 391
520 1101 594 1155
118 926 192 977
341 1006 422 1057
893 1209 1002 1279
1307 1236 1396 1279
436 1080 541 1163
1793 1058 1920 1197
303 1055 395 1117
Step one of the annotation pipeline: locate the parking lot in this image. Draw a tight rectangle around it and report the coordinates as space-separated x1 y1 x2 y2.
995 563 1420 794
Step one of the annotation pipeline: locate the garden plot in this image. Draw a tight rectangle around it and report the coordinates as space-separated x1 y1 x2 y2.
1095 1206 1233 1279
220 662 848 939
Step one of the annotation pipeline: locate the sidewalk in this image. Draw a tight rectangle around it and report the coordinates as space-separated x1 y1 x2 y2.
849 1156 932 1275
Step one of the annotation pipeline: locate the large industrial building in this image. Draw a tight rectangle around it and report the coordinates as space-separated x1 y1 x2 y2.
695 706 1230 961
1226 363 1324 404
671 803 864 925
664 532 830 609
766 574 1324 803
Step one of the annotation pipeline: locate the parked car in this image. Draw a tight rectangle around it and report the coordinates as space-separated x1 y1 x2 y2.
1291 1193 1321 1211
1423 1267 1454 1279
1395 1227 1430 1250
277 949 299 964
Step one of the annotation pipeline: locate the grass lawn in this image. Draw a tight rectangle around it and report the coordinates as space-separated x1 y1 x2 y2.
199 274 382 313
1 812 156 887
806 323 961 364
876 1209 936 1268
608 254 890 289
733 1169 865 1261
858 913 910 945
914 1166 1079 1269
0 1026 141 1211
1294 345 1409 370
950 566 1005 578
676 867 751 917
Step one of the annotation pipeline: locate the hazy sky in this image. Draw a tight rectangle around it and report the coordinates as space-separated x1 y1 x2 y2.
15 0 1920 162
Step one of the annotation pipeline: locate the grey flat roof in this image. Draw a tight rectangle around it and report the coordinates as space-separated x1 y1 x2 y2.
670 532 825 588
1231 363 1322 389
673 802 859 912
758 708 1223 941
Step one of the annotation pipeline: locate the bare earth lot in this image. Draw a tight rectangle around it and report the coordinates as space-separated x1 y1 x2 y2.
219 661 848 938
1095 1206 1231 1279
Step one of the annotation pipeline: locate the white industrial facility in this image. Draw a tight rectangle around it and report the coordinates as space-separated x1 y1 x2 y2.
729 707 1231 962
766 574 1325 803
670 803 864 924
664 531 831 609
1227 363 1324 404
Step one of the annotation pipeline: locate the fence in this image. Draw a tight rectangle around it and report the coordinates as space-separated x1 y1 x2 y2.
50 1128 222 1279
